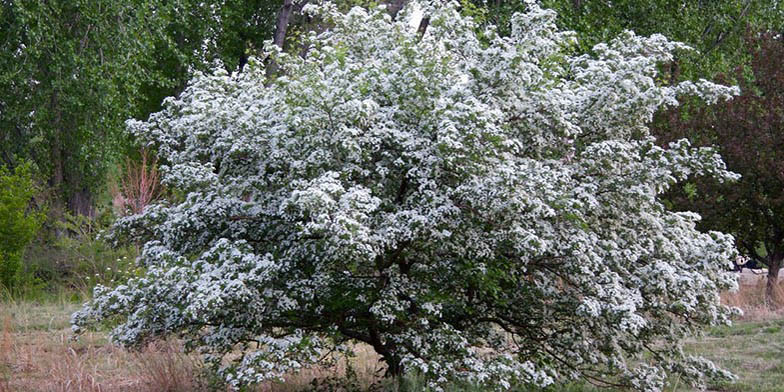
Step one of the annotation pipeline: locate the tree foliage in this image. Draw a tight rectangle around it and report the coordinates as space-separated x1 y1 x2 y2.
74 3 741 391
655 32 784 301
474 0 782 80
136 0 283 115
0 0 162 215
0 163 45 288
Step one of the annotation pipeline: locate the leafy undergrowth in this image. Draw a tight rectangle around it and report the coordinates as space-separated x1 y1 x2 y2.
1 287 783 392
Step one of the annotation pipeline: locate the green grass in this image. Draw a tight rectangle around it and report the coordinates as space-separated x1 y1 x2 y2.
687 319 784 392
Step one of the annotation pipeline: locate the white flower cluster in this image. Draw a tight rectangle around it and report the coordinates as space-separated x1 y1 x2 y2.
73 2 740 391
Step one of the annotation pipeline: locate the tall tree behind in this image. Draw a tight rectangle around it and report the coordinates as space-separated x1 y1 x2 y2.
0 0 169 216
0 0 282 216
655 32 784 303
138 0 281 113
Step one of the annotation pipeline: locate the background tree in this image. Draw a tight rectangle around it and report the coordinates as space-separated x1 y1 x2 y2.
137 0 282 115
74 3 740 391
474 0 783 80
655 32 784 303
0 0 167 216
0 0 282 217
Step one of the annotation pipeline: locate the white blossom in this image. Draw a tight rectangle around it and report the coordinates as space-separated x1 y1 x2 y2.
73 2 740 391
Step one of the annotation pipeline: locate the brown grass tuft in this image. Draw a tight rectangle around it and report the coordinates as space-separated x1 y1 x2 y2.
1 315 12 392
45 346 104 392
256 345 383 392
130 339 201 392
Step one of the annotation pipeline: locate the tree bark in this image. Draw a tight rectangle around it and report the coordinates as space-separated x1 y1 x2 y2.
273 0 294 49
67 184 95 217
384 353 404 378
49 91 65 193
417 16 430 37
237 48 249 73
766 252 782 306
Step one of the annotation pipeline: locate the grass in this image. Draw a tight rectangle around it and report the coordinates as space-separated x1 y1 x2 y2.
0 297 203 392
1 282 783 391
687 319 784 392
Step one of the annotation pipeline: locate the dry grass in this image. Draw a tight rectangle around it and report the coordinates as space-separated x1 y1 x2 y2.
257 346 384 392
721 275 784 321
1 280 783 392
0 299 383 392
0 300 199 392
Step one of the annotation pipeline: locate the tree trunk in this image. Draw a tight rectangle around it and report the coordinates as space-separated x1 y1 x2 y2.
366 325 405 379
50 144 64 194
417 16 430 37
766 253 782 306
266 0 295 78
383 353 404 378
49 90 94 217
237 48 249 73
273 0 294 49
68 186 95 217
49 91 65 193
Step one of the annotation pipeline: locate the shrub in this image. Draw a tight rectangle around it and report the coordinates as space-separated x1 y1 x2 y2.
0 163 45 290
74 3 741 391
54 213 141 289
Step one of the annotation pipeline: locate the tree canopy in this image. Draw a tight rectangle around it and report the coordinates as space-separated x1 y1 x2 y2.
0 0 158 214
469 0 782 84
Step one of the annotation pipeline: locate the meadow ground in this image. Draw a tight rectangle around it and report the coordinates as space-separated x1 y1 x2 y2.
1 279 782 392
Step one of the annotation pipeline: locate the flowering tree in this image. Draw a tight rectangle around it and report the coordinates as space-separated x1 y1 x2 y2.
73 2 741 390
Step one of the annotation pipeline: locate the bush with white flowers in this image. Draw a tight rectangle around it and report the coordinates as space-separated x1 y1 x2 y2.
73 2 741 391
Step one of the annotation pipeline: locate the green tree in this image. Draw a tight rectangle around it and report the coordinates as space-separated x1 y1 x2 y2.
655 32 784 304
0 0 169 215
0 163 45 289
0 0 282 216
137 0 282 116
75 4 740 390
